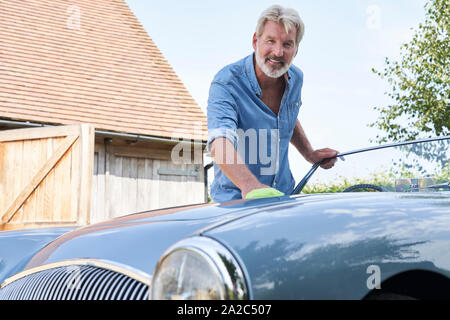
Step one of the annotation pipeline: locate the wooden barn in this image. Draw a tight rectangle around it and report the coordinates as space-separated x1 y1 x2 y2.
0 0 208 229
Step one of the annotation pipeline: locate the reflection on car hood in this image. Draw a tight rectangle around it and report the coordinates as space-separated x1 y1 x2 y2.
204 192 450 299
24 194 301 272
0 227 78 282
24 193 450 285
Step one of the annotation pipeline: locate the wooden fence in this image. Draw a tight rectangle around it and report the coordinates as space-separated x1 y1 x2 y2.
0 125 94 231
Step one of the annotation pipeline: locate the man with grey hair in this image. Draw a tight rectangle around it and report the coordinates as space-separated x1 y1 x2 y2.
207 5 338 202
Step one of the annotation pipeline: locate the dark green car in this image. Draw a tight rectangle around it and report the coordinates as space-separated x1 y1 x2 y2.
0 136 449 300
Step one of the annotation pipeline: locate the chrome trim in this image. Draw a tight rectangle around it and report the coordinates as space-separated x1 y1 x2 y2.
96 270 115 300
110 274 129 299
41 266 64 299
117 277 134 300
103 273 125 300
151 236 248 300
136 282 149 300
0 259 152 290
123 276 138 300
91 269 111 300
29 272 45 299
33 267 54 299
81 268 104 300
337 135 449 158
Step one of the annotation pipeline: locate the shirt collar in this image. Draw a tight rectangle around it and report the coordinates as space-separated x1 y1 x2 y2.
245 53 262 97
245 53 292 97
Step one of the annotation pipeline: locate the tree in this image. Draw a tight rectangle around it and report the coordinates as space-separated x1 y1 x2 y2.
370 0 449 143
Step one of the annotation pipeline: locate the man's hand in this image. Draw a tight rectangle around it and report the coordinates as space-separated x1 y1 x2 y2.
245 187 285 199
306 148 339 169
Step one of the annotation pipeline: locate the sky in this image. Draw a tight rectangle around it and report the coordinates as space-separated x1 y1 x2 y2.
125 0 427 179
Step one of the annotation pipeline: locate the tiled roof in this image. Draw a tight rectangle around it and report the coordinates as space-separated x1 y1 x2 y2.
0 0 207 141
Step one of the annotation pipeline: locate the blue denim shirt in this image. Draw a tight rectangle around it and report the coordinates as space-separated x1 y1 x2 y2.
207 53 303 202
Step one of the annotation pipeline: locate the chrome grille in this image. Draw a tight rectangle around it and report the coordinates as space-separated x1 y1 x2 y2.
0 264 150 300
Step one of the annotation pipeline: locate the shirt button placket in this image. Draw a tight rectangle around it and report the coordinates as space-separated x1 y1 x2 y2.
273 116 280 188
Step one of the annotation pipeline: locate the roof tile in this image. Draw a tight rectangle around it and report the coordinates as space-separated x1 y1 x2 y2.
0 0 207 141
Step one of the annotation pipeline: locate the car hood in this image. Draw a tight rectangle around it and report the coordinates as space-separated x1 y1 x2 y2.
203 192 450 299
19 192 450 296
22 195 302 274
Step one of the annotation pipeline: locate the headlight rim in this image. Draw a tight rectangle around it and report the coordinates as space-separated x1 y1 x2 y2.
151 236 249 300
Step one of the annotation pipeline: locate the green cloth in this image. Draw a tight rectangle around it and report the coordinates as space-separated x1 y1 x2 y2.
245 188 285 199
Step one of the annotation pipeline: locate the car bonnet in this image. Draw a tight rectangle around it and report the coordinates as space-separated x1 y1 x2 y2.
202 192 450 299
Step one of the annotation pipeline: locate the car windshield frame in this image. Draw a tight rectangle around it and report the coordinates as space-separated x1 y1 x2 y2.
291 135 450 195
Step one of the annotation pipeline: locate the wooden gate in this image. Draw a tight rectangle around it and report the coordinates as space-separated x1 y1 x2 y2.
0 124 94 231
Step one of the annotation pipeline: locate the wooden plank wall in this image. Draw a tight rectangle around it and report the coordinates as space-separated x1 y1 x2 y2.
0 125 94 230
0 125 205 228
90 142 205 224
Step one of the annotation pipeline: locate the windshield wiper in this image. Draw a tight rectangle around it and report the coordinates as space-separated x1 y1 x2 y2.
291 162 321 195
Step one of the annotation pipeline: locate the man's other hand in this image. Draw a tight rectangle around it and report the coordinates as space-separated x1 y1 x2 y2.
306 148 339 169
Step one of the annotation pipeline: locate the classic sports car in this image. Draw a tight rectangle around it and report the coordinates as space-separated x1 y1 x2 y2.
0 136 449 300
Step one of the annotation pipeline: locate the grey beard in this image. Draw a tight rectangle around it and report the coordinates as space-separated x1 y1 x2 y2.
255 49 291 78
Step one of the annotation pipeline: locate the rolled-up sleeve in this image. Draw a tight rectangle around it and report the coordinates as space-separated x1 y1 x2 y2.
206 81 238 153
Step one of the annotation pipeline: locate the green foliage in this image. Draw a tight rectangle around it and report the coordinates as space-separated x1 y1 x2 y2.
437 162 450 182
302 171 395 193
370 0 449 143
393 139 449 169
302 164 449 194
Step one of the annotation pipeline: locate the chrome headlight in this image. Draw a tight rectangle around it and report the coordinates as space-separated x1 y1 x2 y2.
151 236 248 300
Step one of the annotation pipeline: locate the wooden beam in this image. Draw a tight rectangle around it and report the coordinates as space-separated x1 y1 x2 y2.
157 169 199 177
0 125 81 142
0 135 78 226
77 124 95 225
112 145 172 161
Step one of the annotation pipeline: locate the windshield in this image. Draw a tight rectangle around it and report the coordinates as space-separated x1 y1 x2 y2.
295 136 450 194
